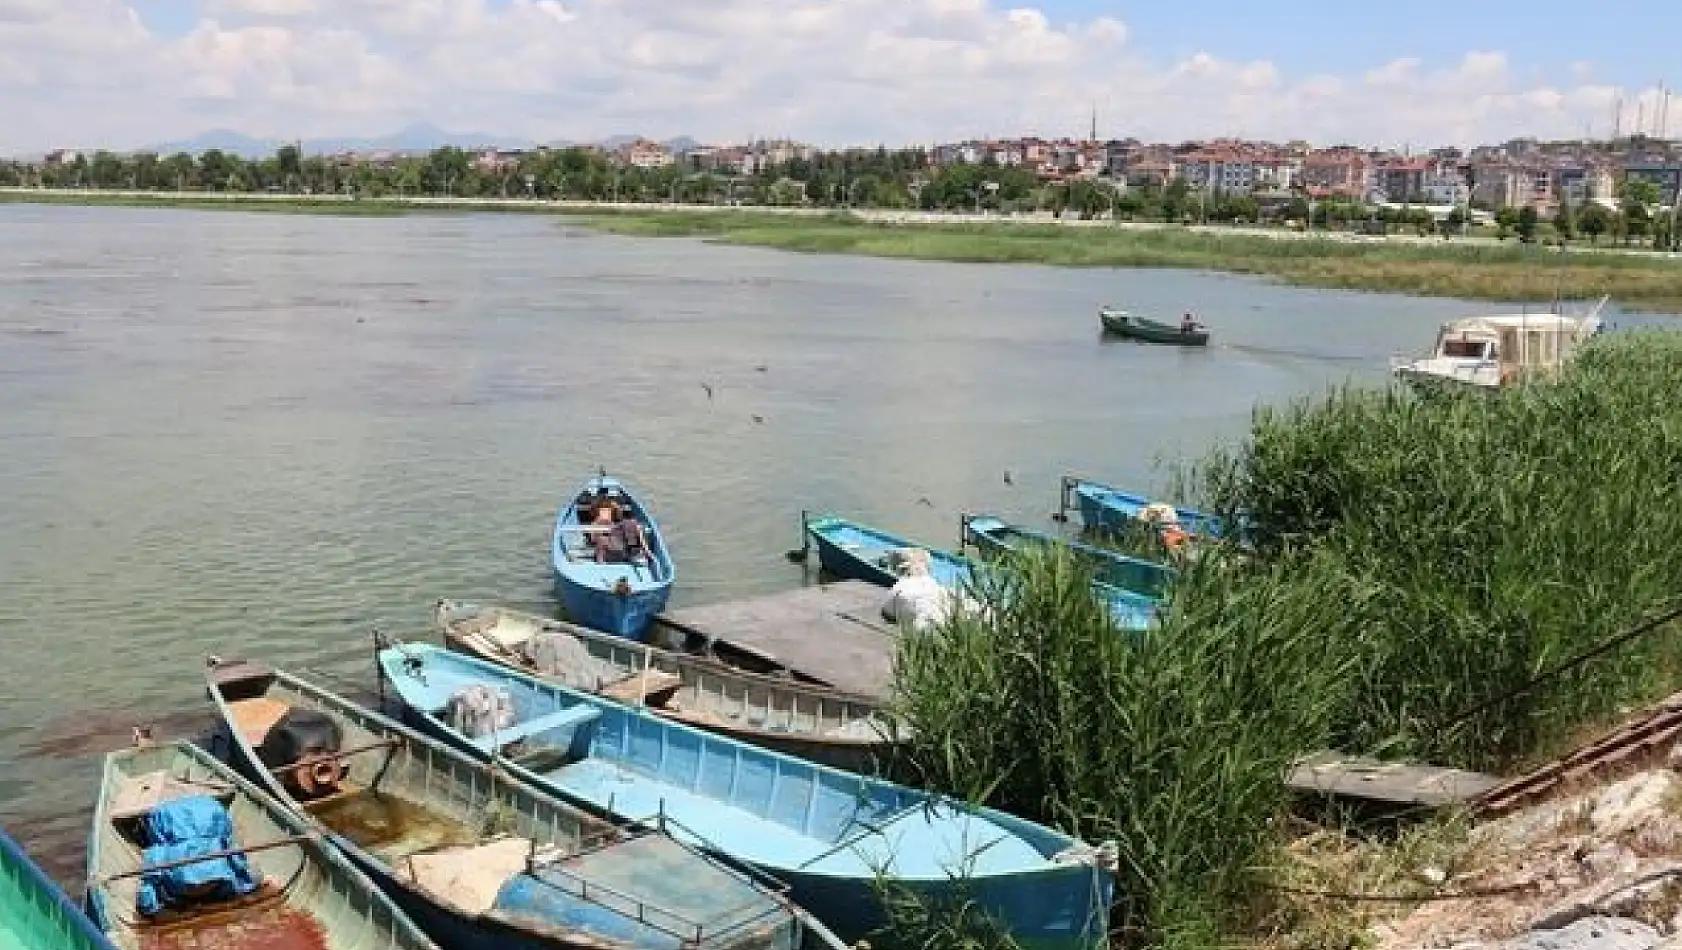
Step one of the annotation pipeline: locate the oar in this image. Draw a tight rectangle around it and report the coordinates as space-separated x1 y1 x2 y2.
783 509 812 563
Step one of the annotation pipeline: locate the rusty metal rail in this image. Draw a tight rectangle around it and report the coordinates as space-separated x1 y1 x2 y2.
1469 690 1682 817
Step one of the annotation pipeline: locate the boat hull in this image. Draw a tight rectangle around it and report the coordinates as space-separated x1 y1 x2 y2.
1 827 114 950
204 659 803 950
435 600 894 774
1069 478 1229 540
377 645 1116 950
1100 310 1209 346
805 515 973 589
552 576 671 643
84 741 437 950
551 475 676 642
963 515 1164 630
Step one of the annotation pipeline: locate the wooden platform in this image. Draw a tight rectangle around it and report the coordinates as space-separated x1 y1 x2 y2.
1286 751 1503 808
654 581 896 699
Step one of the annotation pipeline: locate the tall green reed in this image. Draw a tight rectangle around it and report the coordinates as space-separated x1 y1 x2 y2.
891 546 1351 946
1196 331 1682 770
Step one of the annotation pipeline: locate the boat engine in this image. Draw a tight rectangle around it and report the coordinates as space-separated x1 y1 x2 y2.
257 708 347 799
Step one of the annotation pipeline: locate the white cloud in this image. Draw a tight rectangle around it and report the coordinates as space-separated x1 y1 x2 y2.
0 0 1661 153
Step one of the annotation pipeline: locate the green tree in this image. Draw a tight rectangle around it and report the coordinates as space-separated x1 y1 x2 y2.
1578 203 1612 244
1554 195 1576 242
1620 178 1659 245
1495 206 1520 240
1516 205 1539 243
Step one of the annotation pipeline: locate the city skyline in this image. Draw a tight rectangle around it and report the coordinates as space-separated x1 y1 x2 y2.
4 0 1681 154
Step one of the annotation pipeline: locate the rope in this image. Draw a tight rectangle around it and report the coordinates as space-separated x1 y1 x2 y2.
1436 597 1682 731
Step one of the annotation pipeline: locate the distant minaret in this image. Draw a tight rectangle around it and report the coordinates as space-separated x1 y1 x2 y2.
1090 104 1098 143
1614 95 1623 140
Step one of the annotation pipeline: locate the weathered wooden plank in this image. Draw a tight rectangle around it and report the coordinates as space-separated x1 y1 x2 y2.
654 581 895 699
1286 751 1503 808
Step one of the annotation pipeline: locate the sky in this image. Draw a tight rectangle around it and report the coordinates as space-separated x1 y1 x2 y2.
2 0 1679 154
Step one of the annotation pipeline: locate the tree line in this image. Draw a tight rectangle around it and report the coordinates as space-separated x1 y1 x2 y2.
3 144 1676 249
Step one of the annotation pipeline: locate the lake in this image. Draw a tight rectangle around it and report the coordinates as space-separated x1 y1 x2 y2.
0 203 1649 879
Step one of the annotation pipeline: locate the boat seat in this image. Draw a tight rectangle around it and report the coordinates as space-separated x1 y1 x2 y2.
469 705 602 755
226 698 292 746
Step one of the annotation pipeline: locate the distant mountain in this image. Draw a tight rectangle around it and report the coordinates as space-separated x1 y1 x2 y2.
147 123 537 158
145 125 701 158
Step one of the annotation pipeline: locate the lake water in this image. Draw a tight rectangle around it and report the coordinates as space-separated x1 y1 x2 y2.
0 203 1656 880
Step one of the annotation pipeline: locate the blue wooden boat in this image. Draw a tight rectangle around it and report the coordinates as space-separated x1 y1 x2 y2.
803 514 973 588
962 514 1168 630
436 599 896 774
86 738 439 950
203 657 830 950
551 474 675 642
1 825 117 950
1060 476 1231 541
375 643 1117 950
963 514 1176 599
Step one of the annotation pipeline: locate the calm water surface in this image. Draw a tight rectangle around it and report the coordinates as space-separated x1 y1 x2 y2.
0 204 1652 877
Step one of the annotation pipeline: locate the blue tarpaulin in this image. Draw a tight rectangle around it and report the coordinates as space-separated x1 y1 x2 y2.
135 795 260 917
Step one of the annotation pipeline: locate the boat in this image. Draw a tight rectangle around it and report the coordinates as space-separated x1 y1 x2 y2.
802 514 973 589
85 738 438 950
1389 296 1607 392
203 656 831 950
432 599 898 773
963 512 1175 601
1099 308 1209 346
375 642 1117 950
1 825 117 950
550 473 675 642
961 515 1161 631
1059 476 1231 542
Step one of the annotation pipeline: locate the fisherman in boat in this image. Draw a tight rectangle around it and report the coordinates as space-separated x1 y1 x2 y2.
595 506 649 565
1181 311 1199 333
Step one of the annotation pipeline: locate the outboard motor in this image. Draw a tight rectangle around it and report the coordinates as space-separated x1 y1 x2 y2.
256 708 346 799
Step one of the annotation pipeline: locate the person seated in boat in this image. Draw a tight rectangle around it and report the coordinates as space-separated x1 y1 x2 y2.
595 507 648 565
1181 311 1199 333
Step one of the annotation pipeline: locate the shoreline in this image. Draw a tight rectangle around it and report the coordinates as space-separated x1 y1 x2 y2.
6 187 1680 310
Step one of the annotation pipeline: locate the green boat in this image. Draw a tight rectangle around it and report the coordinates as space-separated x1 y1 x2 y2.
85 738 438 950
1 825 116 950
1099 308 1210 346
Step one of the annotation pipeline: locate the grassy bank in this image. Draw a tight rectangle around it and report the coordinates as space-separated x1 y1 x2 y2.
891 332 1682 947
569 210 1682 312
0 189 419 216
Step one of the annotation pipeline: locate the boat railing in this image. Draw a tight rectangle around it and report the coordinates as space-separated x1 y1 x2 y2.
525 824 795 947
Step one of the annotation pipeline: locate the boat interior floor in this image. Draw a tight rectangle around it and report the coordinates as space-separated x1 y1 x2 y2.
133 885 333 950
537 758 1040 877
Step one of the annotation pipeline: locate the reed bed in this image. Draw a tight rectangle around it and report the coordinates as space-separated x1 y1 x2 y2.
1197 331 1682 770
568 211 1682 311
891 334 1682 946
891 546 1350 947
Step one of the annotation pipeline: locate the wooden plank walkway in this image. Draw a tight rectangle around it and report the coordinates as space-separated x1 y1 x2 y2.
1286 751 1503 808
654 581 896 699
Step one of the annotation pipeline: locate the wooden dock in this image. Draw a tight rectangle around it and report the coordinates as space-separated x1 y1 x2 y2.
654 580 896 699
1286 751 1503 808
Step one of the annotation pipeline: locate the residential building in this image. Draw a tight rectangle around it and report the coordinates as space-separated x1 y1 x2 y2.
1253 157 1301 192
1420 167 1469 206
1624 162 1682 206
1299 149 1370 197
1469 163 1528 208
1374 158 1428 202
620 139 674 168
43 149 81 166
